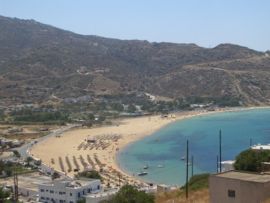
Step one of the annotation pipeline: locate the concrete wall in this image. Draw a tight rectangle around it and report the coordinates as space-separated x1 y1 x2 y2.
209 175 270 203
86 189 118 203
86 195 110 203
18 187 37 198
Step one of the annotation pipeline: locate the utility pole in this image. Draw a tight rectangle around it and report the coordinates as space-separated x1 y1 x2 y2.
219 129 222 173
191 155 194 177
216 155 219 173
118 173 121 188
250 138 253 147
13 167 18 202
186 139 189 199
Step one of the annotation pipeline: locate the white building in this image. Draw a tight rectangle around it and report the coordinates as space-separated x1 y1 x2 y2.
251 144 270 150
221 160 235 172
38 178 101 203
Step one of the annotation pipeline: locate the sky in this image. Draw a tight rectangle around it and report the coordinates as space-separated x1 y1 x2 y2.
0 0 269 51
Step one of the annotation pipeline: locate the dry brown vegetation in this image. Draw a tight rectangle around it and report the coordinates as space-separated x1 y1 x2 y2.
1 16 270 105
0 124 57 140
155 188 209 203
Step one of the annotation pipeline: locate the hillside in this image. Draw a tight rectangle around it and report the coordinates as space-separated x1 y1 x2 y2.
0 15 269 106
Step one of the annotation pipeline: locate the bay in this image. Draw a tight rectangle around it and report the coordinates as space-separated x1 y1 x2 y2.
117 108 270 186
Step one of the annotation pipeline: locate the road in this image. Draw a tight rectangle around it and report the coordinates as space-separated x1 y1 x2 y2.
15 124 80 160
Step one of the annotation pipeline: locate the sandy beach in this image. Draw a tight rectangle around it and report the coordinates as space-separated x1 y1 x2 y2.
30 107 268 186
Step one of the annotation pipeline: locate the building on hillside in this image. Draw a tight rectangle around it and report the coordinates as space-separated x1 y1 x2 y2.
221 160 235 172
251 144 270 150
38 178 101 203
209 171 270 203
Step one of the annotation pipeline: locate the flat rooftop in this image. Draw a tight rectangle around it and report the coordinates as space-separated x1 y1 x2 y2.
40 178 99 188
0 172 52 191
251 144 270 150
214 171 270 183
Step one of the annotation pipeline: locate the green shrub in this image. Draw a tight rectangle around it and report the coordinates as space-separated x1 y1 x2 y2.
181 173 209 191
76 170 102 180
234 149 270 172
101 185 154 203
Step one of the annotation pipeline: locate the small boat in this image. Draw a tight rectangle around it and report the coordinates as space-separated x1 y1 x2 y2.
157 164 164 168
137 171 148 176
181 156 185 160
143 165 149 169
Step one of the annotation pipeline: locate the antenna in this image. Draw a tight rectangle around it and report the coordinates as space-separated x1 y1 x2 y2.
250 138 253 147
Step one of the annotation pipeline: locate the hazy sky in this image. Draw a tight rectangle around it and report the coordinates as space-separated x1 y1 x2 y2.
0 0 269 51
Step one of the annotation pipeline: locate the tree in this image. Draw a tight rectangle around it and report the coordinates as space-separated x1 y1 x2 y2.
111 103 124 112
76 170 102 180
13 150 21 158
87 113 95 121
0 187 10 201
234 149 270 172
52 172 60 180
25 157 33 167
76 199 86 203
5 169 12 177
102 185 154 203
127 104 136 113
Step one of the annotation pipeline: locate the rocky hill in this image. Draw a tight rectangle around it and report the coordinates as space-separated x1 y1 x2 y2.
0 15 269 105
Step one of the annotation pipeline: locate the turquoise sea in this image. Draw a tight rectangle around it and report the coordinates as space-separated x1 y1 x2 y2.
117 108 270 186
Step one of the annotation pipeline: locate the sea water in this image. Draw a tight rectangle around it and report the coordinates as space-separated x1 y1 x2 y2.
117 108 270 186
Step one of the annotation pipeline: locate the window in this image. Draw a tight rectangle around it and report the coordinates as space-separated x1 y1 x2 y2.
40 189 44 192
78 192 80 198
70 193 72 196
50 190 54 193
228 190 236 198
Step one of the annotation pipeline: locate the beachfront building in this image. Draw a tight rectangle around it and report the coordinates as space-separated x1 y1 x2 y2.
38 178 101 203
209 171 270 203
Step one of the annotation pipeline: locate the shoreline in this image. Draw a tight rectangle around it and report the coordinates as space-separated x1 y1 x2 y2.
30 106 270 186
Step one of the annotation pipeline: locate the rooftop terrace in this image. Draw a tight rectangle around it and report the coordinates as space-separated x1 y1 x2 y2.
214 171 270 183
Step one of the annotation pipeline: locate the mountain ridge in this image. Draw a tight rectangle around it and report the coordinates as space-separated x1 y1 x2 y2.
0 15 269 106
